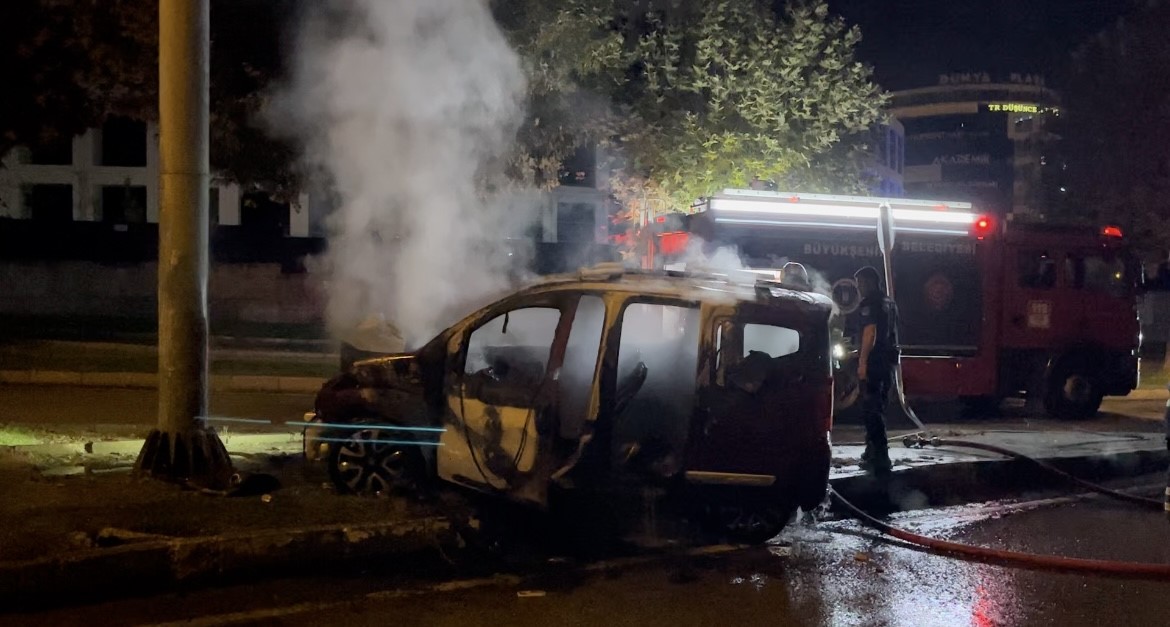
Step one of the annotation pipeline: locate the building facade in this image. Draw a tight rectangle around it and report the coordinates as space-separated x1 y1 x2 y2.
891 72 1064 215
0 117 318 236
868 119 905 197
0 118 609 246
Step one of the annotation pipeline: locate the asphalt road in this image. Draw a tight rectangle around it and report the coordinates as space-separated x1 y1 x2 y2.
5 480 1168 627
0 384 314 431
0 384 1163 436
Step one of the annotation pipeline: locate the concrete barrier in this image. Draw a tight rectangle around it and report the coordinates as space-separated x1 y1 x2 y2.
0 517 456 612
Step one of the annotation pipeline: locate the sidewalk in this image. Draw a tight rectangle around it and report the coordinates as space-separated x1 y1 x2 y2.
1 423 1166 611
0 432 465 611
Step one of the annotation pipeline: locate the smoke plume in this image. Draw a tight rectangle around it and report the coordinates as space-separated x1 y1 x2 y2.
271 0 537 345
672 238 837 304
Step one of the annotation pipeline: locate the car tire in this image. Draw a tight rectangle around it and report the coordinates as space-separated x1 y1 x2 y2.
327 421 427 496
708 494 797 545
1044 361 1104 420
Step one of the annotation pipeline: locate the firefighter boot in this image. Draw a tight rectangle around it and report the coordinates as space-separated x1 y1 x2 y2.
859 438 892 476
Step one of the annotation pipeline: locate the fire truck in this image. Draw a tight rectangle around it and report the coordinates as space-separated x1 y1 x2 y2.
640 189 1142 419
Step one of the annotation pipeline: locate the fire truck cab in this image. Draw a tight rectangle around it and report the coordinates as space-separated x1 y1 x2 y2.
643 189 1141 420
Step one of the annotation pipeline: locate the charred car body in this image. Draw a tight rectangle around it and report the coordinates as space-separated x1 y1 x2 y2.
305 264 835 542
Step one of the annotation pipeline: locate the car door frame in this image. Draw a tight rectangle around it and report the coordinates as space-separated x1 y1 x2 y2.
684 301 825 487
436 290 576 505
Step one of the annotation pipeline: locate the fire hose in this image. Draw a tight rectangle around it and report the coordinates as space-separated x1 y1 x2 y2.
902 433 1164 510
817 204 1170 578
827 486 1170 579
824 387 1170 578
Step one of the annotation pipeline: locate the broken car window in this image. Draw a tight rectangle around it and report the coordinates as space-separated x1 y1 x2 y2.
743 323 801 359
718 321 803 394
559 295 606 439
465 307 560 390
613 302 700 477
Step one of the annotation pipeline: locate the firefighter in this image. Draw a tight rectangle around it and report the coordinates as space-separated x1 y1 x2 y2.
1164 381 1170 522
855 266 898 475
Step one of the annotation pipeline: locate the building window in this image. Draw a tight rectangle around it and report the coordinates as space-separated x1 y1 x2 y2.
241 192 289 235
896 134 904 174
20 135 73 166
100 185 148 223
558 145 596 188
21 184 73 222
99 117 147 167
209 186 220 226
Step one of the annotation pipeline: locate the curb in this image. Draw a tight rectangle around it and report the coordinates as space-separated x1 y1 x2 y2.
830 445 1169 514
0 517 456 612
0 441 1164 612
0 370 325 394
1111 389 1169 401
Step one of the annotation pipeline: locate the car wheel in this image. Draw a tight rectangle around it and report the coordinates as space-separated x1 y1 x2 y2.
1044 362 1103 420
710 498 797 545
327 425 425 496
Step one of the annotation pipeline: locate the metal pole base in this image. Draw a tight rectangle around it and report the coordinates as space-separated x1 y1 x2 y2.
135 426 233 490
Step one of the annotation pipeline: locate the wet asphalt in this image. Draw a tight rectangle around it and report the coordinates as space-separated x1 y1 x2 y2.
5 478 1169 627
2 386 1167 625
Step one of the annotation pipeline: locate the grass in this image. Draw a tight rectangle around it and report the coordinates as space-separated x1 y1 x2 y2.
1141 366 1169 390
0 426 42 446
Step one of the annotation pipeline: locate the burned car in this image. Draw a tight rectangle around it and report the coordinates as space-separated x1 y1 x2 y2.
304 264 836 542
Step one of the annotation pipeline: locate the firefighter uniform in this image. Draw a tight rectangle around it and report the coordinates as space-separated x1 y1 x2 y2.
857 271 900 474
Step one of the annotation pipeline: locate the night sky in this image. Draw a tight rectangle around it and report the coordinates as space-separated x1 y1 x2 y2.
827 0 1139 90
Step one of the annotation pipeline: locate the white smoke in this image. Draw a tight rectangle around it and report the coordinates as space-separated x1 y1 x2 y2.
271 0 537 345
670 237 836 301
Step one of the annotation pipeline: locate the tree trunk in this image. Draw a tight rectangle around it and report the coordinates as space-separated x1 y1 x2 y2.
136 0 232 487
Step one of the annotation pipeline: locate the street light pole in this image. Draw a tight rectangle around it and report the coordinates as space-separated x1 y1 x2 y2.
136 0 232 487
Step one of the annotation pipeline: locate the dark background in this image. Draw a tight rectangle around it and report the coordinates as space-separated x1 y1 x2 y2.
827 0 1137 90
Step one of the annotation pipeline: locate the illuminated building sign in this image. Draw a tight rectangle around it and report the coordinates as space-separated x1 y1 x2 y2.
938 72 1047 87
985 102 1060 115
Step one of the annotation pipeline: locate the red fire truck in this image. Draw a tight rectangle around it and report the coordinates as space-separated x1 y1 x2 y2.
640 189 1142 419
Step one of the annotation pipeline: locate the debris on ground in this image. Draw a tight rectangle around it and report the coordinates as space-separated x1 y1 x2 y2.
769 545 793 558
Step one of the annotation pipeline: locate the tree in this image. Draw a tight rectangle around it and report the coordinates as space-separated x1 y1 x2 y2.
0 0 156 155
0 0 297 193
1062 0 1170 253
494 0 886 211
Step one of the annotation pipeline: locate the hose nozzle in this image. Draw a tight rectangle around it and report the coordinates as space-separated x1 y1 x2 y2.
902 433 928 448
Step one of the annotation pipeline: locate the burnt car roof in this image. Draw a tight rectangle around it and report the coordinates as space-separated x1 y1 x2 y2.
512 264 837 312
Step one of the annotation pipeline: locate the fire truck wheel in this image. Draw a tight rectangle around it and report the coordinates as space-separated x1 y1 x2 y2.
1044 362 1104 420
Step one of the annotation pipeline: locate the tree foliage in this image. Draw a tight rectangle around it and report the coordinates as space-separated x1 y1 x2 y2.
495 0 886 211
1062 0 1170 252
0 0 297 193
3 0 882 210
